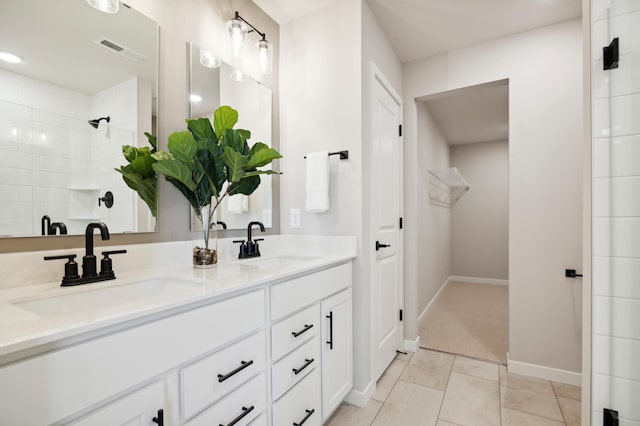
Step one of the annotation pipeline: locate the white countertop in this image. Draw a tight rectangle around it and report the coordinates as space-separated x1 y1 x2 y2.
0 240 356 362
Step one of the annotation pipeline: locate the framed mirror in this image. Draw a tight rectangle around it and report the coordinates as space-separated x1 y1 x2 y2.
0 0 159 238
188 43 273 231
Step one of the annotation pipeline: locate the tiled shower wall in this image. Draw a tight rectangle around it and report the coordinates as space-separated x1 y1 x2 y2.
591 1 640 425
0 70 139 236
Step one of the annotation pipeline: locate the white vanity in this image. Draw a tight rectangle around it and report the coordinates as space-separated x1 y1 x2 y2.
0 236 355 425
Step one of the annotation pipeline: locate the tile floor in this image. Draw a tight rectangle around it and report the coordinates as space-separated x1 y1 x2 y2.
326 349 581 426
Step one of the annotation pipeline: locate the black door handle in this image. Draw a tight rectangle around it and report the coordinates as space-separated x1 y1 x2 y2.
152 409 163 426
218 360 254 382
376 241 390 251
292 358 314 375
293 409 315 426
326 312 333 350
292 323 314 338
219 405 254 426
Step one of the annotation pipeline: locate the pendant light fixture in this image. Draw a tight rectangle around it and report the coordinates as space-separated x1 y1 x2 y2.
86 0 119 14
226 11 273 75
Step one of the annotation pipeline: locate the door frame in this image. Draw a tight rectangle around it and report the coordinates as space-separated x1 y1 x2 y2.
368 61 405 383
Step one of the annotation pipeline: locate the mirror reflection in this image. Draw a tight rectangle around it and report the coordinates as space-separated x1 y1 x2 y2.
188 43 273 231
0 0 158 237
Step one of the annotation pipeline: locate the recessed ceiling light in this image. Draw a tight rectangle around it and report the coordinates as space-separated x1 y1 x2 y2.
0 52 22 64
86 0 119 14
189 94 203 103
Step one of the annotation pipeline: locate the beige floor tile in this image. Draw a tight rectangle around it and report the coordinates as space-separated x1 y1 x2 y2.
557 396 582 426
453 356 499 381
372 380 444 426
395 350 415 363
500 370 563 421
439 372 500 426
436 421 460 426
371 360 408 402
400 349 454 390
551 381 582 401
501 407 565 425
325 400 383 426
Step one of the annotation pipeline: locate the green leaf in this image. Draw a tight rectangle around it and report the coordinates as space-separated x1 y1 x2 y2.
151 151 172 161
228 175 261 196
130 150 156 179
114 165 157 217
167 131 198 164
187 117 215 141
166 177 200 211
122 145 138 162
222 128 247 153
144 132 157 152
242 169 281 177
193 149 218 203
221 146 248 182
213 106 238 142
153 160 196 191
246 144 282 169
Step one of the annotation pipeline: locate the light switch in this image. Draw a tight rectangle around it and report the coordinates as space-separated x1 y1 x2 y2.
290 209 301 228
262 209 272 228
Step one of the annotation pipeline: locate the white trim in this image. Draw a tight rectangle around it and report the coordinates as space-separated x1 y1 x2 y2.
344 380 374 408
449 275 509 286
507 357 582 386
403 336 420 353
418 276 452 322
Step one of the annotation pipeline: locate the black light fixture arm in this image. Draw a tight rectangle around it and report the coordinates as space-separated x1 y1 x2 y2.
234 11 268 41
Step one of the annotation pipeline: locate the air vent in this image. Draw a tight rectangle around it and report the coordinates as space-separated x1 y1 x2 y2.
95 37 149 63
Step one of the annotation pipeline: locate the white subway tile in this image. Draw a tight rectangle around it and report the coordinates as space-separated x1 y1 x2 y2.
594 138 611 177
592 18 610 60
593 373 640 422
593 334 640 382
593 59 611 99
593 178 612 217
594 97 612 138
593 218 612 257
611 0 640 17
612 52 640 97
594 296 640 340
612 135 640 176
594 218 640 257
610 11 640 55
595 177 640 216
612 93 640 136
594 257 640 298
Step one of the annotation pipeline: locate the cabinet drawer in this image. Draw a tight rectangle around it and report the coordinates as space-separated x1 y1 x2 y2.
271 263 351 320
248 412 267 425
272 368 321 426
272 337 320 401
70 380 165 426
272 304 319 361
181 331 266 420
0 289 266 425
186 373 266 426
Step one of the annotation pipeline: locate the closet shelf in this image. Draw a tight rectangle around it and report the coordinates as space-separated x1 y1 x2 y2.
428 167 469 208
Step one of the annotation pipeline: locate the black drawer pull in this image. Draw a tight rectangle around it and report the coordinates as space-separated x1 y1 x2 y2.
152 409 163 426
326 312 334 350
293 409 315 426
292 358 314 375
219 405 254 426
218 360 254 383
292 324 314 338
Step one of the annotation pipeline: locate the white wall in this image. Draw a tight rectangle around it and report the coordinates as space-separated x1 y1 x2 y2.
450 140 509 280
403 20 584 374
591 2 640 424
416 103 451 314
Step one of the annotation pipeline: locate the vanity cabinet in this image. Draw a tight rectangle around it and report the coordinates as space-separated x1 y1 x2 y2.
0 261 353 425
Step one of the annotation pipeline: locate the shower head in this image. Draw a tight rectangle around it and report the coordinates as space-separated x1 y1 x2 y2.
88 116 110 129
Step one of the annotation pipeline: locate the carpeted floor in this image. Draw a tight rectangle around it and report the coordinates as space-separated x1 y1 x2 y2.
418 280 509 364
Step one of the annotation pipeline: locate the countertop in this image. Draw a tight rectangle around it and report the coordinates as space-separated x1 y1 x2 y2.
0 249 355 362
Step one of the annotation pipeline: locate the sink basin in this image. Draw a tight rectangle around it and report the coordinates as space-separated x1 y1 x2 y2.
238 254 320 270
12 277 199 318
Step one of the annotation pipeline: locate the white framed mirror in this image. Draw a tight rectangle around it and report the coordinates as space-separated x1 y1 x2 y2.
188 43 273 231
0 0 159 238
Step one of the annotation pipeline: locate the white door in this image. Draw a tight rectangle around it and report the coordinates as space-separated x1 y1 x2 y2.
371 69 403 381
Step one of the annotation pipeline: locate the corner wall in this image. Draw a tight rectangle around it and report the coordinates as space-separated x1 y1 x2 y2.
403 20 584 374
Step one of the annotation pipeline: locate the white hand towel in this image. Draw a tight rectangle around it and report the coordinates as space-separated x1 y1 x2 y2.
305 151 330 212
227 194 249 213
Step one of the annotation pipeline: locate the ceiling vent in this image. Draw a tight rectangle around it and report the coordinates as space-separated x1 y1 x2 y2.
95 37 148 63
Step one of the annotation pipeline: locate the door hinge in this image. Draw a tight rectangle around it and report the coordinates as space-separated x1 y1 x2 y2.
399 124 402 137
399 217 403 229
603 38 619 70
604 408 619 426
399 309 403 321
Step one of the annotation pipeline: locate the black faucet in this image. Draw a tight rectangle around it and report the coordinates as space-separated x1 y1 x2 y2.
44 222 126 286
41 215 51 236
83 222 110 278
209 220 227 230
49 222 68 235
233 221 265 259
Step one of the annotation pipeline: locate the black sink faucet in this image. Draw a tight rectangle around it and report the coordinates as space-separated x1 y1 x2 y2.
83 222 110 278
247 221 265 242
234 221 265 259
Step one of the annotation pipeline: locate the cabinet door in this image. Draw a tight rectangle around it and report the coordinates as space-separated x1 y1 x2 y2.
320 289 353 420
70 380 165 426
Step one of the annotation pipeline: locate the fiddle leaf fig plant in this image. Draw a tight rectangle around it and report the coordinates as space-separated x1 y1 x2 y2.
151 105 282 232
115 132 158 217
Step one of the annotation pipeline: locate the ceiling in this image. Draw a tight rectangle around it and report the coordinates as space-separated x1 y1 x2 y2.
254 0 581 63
422 81 509 146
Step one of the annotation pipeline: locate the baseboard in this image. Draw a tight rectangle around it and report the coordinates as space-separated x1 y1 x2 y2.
403 336 420 352
507 356 582 386
449 275 509 286
417 276 452 322
344 380 374 407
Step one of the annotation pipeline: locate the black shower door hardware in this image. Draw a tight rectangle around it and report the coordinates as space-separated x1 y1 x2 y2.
98 191 114 208
376 241 390 251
